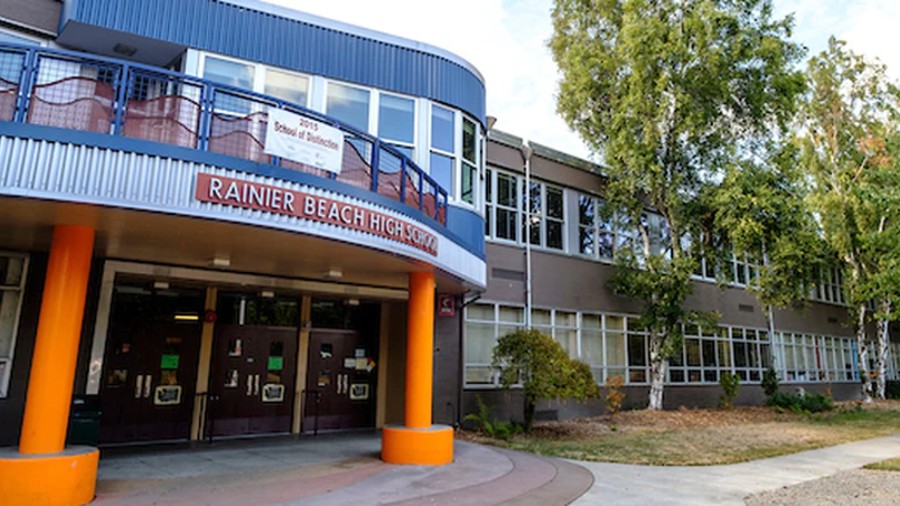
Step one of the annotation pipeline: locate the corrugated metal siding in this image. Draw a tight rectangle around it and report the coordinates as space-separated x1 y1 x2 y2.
0 135 486 287
63 0 486 124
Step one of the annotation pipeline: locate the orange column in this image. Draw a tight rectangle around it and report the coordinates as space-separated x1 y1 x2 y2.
0 225 99 506
19 225 95 453
404 270 435 428
381 270 453 465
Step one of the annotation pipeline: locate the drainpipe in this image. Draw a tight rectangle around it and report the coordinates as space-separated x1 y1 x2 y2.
521 142 534 328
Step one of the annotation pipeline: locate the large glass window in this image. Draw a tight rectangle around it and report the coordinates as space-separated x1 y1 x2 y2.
0 254 28 398
203 56 254 89
461 118 478 204
378 93 415 156
264 69 309 107
326 82 370 132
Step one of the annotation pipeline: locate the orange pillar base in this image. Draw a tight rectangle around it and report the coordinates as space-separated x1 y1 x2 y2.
0 446 98 505
381 424 453 465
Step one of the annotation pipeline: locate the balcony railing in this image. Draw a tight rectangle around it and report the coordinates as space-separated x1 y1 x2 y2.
0 43 448 225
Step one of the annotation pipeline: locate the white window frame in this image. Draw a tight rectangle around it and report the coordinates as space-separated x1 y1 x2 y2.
0 252 29 398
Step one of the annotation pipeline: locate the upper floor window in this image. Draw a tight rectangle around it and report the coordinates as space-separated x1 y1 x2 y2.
326 82 370 133
485 168 564 250
203 56 253 89
378 93 415 158
264 69 309 108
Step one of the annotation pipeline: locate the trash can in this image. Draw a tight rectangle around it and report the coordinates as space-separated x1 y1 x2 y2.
67 395 101 446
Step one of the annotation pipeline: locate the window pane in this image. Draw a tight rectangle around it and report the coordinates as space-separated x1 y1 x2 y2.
431 105 454 152
606 332 626 366
628 334 646 366
430 153 453 194
578 195 594 225
496 208 517 240
466 303 494 321
265 69 308 107
204 57 253 89
547 187 563 219
461 161 476 204
465 321 495 363
326 82 370 132
0 291 21 357
497 173 517 207
498 306 524 323
580 226 595 255
0 257 24 287
462 118 476 163
546 221 563 249
379 94 414 144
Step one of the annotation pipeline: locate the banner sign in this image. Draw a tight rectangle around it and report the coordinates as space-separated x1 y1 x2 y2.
264 108 344 174
195 173 438 256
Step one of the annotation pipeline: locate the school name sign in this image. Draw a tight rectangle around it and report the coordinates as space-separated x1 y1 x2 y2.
195 173 438 256
264 108 344 174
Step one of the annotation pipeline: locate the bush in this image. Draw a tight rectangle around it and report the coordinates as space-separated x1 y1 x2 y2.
887 380 900 400
761 367 779 398
768 391 834 414
719 372 740 409
493 329 600 431
463 395 523 440
604 375 626 416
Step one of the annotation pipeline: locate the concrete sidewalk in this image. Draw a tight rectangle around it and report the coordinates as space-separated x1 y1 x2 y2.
572 434 900 505
93 432 592 505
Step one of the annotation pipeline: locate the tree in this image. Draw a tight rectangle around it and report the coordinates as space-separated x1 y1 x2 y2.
796 37 900 402
492 329 599 431
711 145 824 367
550 0 805 409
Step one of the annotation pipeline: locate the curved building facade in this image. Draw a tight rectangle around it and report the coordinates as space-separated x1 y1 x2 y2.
0 1 485 503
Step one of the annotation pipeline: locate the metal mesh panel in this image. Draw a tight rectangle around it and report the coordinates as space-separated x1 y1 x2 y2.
208 90 272 164
123 71 202 148
335 137 372 190
0 49 24 121
421 178 437 220
27 55 116 133
404 168 421 210
376 147 402 201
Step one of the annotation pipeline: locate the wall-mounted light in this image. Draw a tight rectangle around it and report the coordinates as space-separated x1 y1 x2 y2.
113 43 137 57
174 313 199 321
346 298 360 306
210 257 231 268
324 268 343 280
260 290 275 298
153 281 170 290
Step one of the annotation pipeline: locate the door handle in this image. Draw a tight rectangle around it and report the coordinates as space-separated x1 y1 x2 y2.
335 373 341 394
254 374 260 396
134 374 143 399
143 375 152 399
246 374 253 396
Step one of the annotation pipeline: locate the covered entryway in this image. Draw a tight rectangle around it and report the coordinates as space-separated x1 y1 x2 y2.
99 279 204 444
208 292 299 437
303 300 379 433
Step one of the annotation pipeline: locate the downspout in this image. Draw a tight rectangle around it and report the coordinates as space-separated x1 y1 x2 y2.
521 142 534 328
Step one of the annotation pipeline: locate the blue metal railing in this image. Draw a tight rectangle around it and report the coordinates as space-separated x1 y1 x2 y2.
0 43 448 225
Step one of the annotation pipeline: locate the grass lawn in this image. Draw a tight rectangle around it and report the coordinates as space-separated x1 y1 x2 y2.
460 400 900 466
864 457 900 472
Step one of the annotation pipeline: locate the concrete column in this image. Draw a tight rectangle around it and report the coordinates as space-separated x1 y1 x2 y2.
0 225 99 505
381 270 453 465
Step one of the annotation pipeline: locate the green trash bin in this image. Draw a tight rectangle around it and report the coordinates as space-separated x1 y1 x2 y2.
67 395 101 446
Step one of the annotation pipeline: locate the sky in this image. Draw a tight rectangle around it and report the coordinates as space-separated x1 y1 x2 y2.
268 0 900 162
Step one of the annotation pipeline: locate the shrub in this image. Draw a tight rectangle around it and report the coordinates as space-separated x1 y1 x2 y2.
493 329 600 431
887 380 900 400
768 391 834 414
719 372 740 409
604 375 626 416
761 366 779 398
463 395 523 440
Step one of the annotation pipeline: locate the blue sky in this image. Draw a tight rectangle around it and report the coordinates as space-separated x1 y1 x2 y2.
270 0 898 161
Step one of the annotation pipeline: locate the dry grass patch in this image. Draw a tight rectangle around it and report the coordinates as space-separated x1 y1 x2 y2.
864 458 900 472
461 401 900 466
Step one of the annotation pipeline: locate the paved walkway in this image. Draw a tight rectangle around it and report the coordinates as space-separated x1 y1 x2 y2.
93 432 592 505
573 434 900 505
92 432 900 505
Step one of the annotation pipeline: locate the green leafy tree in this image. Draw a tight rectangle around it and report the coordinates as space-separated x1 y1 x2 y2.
796 37 900 402
550 0 805 409
711 145 824 365
492 329 600 431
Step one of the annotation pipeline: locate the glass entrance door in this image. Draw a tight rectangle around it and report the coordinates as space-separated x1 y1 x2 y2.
99 280 203 444
208 292 298 437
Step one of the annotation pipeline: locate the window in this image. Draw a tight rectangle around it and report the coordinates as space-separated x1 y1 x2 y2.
575 193 638 260
0 254 28 397
485 169 565 250
378 93 415 158
430 105 455 194
264 69 309 107
463 303 525 385
486 170 519 242
203 56 254 89
461 118 478 204
326 82 370 132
